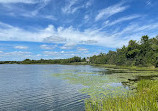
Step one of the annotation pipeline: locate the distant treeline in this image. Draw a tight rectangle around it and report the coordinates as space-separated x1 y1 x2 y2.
90 35 158 67
0 61 21 64
0 56 86 64
21 56 85 64
1 35 158 67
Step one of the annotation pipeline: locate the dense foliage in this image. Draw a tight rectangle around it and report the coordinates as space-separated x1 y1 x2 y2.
21 56 83 64
90 35 158 67
0 61 21 64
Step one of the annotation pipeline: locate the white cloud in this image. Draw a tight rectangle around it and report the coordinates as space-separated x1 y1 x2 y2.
0 21 14 28
1 0 55 21
61 51 65 53
62 0 85 14
42 50 90 59
14 46 28 49
5 51 31 55
31 0 50 16
0 49 94 60
85 0 93 8
0 21 158 49
0 0 36 4
60 43 76 49
0 51 31 58
77 47 88 51
43 51 58 55
95 2 128 21
84 15 89 21
77 47 88 53
40 44 57 50
21 13 57 20
43 15 57 21
104 15 140 27
36 54 41 57
62 0 78 14
0 51 45 61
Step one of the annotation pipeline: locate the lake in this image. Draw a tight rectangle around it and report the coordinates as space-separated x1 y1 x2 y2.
0 64 126 111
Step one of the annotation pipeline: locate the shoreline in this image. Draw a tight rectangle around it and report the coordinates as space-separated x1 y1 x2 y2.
1 62 158 71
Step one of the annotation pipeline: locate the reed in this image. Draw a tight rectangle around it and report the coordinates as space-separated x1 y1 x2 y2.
85 80 158 111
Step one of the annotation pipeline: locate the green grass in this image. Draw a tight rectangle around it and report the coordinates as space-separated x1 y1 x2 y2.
85 80 158 111
92 64 158 71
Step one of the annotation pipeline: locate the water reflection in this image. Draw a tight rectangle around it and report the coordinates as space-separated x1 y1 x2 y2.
0 64 90 111
0 64 130 111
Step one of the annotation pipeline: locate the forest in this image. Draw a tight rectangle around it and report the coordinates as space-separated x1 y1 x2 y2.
90 35 158 67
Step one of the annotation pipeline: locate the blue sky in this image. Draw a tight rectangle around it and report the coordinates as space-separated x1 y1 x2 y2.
0 0 158 61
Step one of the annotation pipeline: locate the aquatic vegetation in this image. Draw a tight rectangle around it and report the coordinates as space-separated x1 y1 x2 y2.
85 80 158 111
52 67 158 110
52 69 131 97
52 68 158 94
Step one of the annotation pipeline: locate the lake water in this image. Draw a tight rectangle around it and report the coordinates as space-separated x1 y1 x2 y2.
0 64 125 111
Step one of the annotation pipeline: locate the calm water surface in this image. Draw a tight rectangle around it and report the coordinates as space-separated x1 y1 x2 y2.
0 64 110 111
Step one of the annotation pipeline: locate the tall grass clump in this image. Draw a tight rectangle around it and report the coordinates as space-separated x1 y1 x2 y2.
85 80 158 111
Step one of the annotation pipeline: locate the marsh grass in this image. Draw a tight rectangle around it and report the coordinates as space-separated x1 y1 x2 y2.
52 67 158 110
52 69 158 96
85 80 158 111
52 71 129 97
92 64 158 71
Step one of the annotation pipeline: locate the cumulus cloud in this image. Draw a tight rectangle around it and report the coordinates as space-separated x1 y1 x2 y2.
60 43 76 49
77 47 88 51
77 47 88 53
80 40 98 44
42 49 90 59
95 2 128 21
4 51 31 55
0 51 32 60
40 44 57 50
0 51 51 61
43 36 66 43
0 20 158 48
43 51 58 55
14 46 28 49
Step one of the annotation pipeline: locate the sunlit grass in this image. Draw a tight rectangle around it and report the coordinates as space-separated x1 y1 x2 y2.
85 80 158 111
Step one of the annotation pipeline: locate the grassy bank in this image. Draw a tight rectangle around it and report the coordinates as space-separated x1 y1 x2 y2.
83 64 158 111
91 64 158 71
66 62 158 71
85 80 158 111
